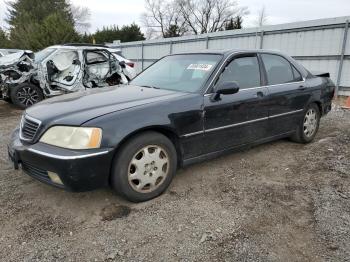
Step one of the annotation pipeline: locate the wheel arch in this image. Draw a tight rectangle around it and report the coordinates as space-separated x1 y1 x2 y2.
308 100 323 116
109 126 183 181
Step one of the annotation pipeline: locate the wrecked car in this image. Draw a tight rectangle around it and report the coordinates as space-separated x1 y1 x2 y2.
0 45 128 109
0 48 26 57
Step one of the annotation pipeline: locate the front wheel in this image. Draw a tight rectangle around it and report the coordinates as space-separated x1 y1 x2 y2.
111 131 177 202
10 83 44 109
290 103 320 143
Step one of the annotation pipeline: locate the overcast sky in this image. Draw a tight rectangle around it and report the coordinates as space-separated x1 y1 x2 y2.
1 0 350 32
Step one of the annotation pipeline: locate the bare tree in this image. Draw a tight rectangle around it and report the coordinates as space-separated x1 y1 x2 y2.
70 4 91 33
142 0 248 38
141 0 187 38
176 0 248 34
255 6 268 27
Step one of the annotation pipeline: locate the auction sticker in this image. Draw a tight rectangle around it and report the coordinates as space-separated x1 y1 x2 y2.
187 64 213 71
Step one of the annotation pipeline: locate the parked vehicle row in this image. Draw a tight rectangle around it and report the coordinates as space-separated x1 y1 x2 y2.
8 49 335 202
0 44 136 109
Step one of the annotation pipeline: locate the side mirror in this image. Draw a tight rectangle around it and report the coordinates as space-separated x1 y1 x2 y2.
119 60 126 68
211 81 239 101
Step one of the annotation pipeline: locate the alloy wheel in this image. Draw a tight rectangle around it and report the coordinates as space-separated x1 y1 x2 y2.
303 108 317 137
17 86 39 107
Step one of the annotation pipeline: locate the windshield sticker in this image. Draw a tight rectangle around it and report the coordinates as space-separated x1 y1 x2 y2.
187 64 213 71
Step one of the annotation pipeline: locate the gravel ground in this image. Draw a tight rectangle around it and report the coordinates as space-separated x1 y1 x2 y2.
0 100 349 262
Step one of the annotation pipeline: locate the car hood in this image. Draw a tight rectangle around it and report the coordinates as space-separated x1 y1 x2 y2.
26 85 188 126
0 50 34 68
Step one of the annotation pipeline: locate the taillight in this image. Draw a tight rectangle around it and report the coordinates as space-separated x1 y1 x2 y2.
126 62 134 68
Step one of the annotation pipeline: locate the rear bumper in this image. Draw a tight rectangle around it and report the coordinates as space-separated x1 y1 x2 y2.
8 128 115 191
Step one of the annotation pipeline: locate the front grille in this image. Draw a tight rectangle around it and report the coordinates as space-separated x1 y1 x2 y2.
22 161 50 183
20 115 40 141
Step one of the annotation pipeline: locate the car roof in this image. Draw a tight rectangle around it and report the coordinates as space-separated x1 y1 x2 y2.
170 49 288 57
47 45 112 51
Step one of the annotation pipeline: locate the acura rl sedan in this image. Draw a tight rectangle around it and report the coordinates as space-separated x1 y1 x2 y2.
8 49 335 202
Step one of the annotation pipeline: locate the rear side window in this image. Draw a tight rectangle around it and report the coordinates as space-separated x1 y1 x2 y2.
217 56 261 89
261 54 301 85
292 66 303 81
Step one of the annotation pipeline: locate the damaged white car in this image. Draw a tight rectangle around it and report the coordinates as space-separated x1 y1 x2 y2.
0 44 128 109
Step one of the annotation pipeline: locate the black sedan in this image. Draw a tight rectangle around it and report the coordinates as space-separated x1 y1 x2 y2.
8 49 334 202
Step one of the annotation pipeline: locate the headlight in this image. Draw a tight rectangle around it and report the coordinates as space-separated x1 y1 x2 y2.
40 126 102 149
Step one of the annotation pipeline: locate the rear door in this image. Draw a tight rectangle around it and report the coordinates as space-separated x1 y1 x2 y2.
260 53 311 135
202 53 269 154
83 49 127 87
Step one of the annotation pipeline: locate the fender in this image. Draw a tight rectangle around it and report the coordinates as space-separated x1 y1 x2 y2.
83 93 204 151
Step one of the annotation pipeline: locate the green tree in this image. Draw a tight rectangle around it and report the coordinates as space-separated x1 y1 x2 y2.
0 27 11 48
93 23 145 44
164 24 186 38
225 16 243 30
79 32 94 44
37 13 81 48
120 23 145 42
6 0 79 50
7 0 73 27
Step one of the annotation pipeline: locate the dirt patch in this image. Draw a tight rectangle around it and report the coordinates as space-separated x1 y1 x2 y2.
100 204 131 221
0 101 349 261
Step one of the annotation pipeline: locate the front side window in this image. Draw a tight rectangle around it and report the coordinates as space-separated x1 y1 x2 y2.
131 54 222 93
50 50 79 71
216 56 261 89
261 54 301 85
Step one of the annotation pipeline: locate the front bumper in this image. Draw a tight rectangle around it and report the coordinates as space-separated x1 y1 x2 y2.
8 128 115 191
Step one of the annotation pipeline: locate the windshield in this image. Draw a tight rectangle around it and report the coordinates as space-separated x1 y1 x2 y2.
34 47 56 62
131 54 222 93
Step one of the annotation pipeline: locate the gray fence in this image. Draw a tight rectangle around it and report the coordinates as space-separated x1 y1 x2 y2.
116 16 350 96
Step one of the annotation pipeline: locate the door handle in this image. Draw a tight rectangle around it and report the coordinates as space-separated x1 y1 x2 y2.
298 85 307 91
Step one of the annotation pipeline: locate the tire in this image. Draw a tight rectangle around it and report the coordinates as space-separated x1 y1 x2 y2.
10 83 44 109
111 131 177 202
290 103 320 143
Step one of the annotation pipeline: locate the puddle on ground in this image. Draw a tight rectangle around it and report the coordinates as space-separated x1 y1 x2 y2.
100 204 131 221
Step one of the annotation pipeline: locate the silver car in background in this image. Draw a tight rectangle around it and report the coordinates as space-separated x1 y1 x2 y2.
0 44 129 109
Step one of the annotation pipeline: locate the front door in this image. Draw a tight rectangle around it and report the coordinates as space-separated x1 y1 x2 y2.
202 54 269 154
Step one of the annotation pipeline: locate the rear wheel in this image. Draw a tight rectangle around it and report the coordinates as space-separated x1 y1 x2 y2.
111 131 177 202
290 103 320 143
11 83 44 109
